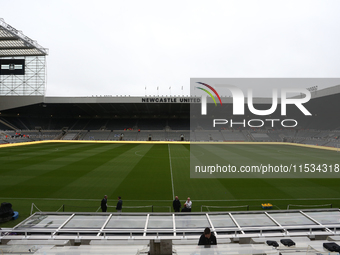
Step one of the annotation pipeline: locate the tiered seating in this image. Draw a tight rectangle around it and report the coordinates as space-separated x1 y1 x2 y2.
137 119 167 130
120 131 138 141
82 119 109 130
0 117 21 129
16 130 61 140
62 133 78 140
300 139 328 146
69 119 91 130
106 119 137 130
324 140 340 148
0 122 10 130
193 131 212 141
316 131 338 138
82 131 111 140
3 137 33 143
167 131 190 141
3 116 340 148
136 131 150 141
296 130 321 137
167 119 190 130
251 132 272 141
221 130 247 141
144 130 166 140
57 119 79 130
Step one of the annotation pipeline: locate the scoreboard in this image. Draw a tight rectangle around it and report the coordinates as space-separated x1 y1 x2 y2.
0 59 25 75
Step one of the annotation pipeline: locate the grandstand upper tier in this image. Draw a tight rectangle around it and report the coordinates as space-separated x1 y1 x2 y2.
0 18 48 57
0 18 48 97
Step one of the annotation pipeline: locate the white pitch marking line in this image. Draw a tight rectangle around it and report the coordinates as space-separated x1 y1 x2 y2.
168 144 175 200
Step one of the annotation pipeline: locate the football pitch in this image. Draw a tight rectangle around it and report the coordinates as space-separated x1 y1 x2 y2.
1 141 340 228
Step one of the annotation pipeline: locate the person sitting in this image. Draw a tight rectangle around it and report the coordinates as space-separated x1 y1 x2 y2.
198 227 217 246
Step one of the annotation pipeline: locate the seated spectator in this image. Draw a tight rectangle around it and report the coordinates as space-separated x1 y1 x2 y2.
198 227 217 246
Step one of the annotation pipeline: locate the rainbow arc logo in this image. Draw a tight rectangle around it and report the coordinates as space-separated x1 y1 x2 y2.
196 82 222 106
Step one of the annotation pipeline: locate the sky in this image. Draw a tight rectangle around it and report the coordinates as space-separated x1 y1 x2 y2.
1 0 340 97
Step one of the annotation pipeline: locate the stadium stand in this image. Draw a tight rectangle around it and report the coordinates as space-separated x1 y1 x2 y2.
1 84 340 145
105 119 138 130
142 130 166 140
166 131 190 141
193 130 224 141
120 131 139 141
81 130 111 140
3 113 340 145
62 132 79 140
250 132 272 142
221 130 248 141
168 119 190 130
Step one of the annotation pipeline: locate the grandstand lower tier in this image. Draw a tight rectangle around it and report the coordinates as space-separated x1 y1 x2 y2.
2 129 340 149
1 209 340 254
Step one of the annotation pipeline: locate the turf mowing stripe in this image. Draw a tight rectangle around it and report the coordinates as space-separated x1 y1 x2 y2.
0 144 137 198
0 143 111 188
0 143 120 173
2 142 340 217
51 144 153 199
105 144 173 200
168 144 175 200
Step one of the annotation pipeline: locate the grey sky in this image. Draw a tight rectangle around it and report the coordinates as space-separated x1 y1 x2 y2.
1 0 340 97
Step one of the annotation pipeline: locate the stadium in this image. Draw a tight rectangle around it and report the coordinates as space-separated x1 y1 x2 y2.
1 18 340 255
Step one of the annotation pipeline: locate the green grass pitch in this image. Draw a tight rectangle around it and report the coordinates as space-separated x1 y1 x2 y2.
1 142 340 228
